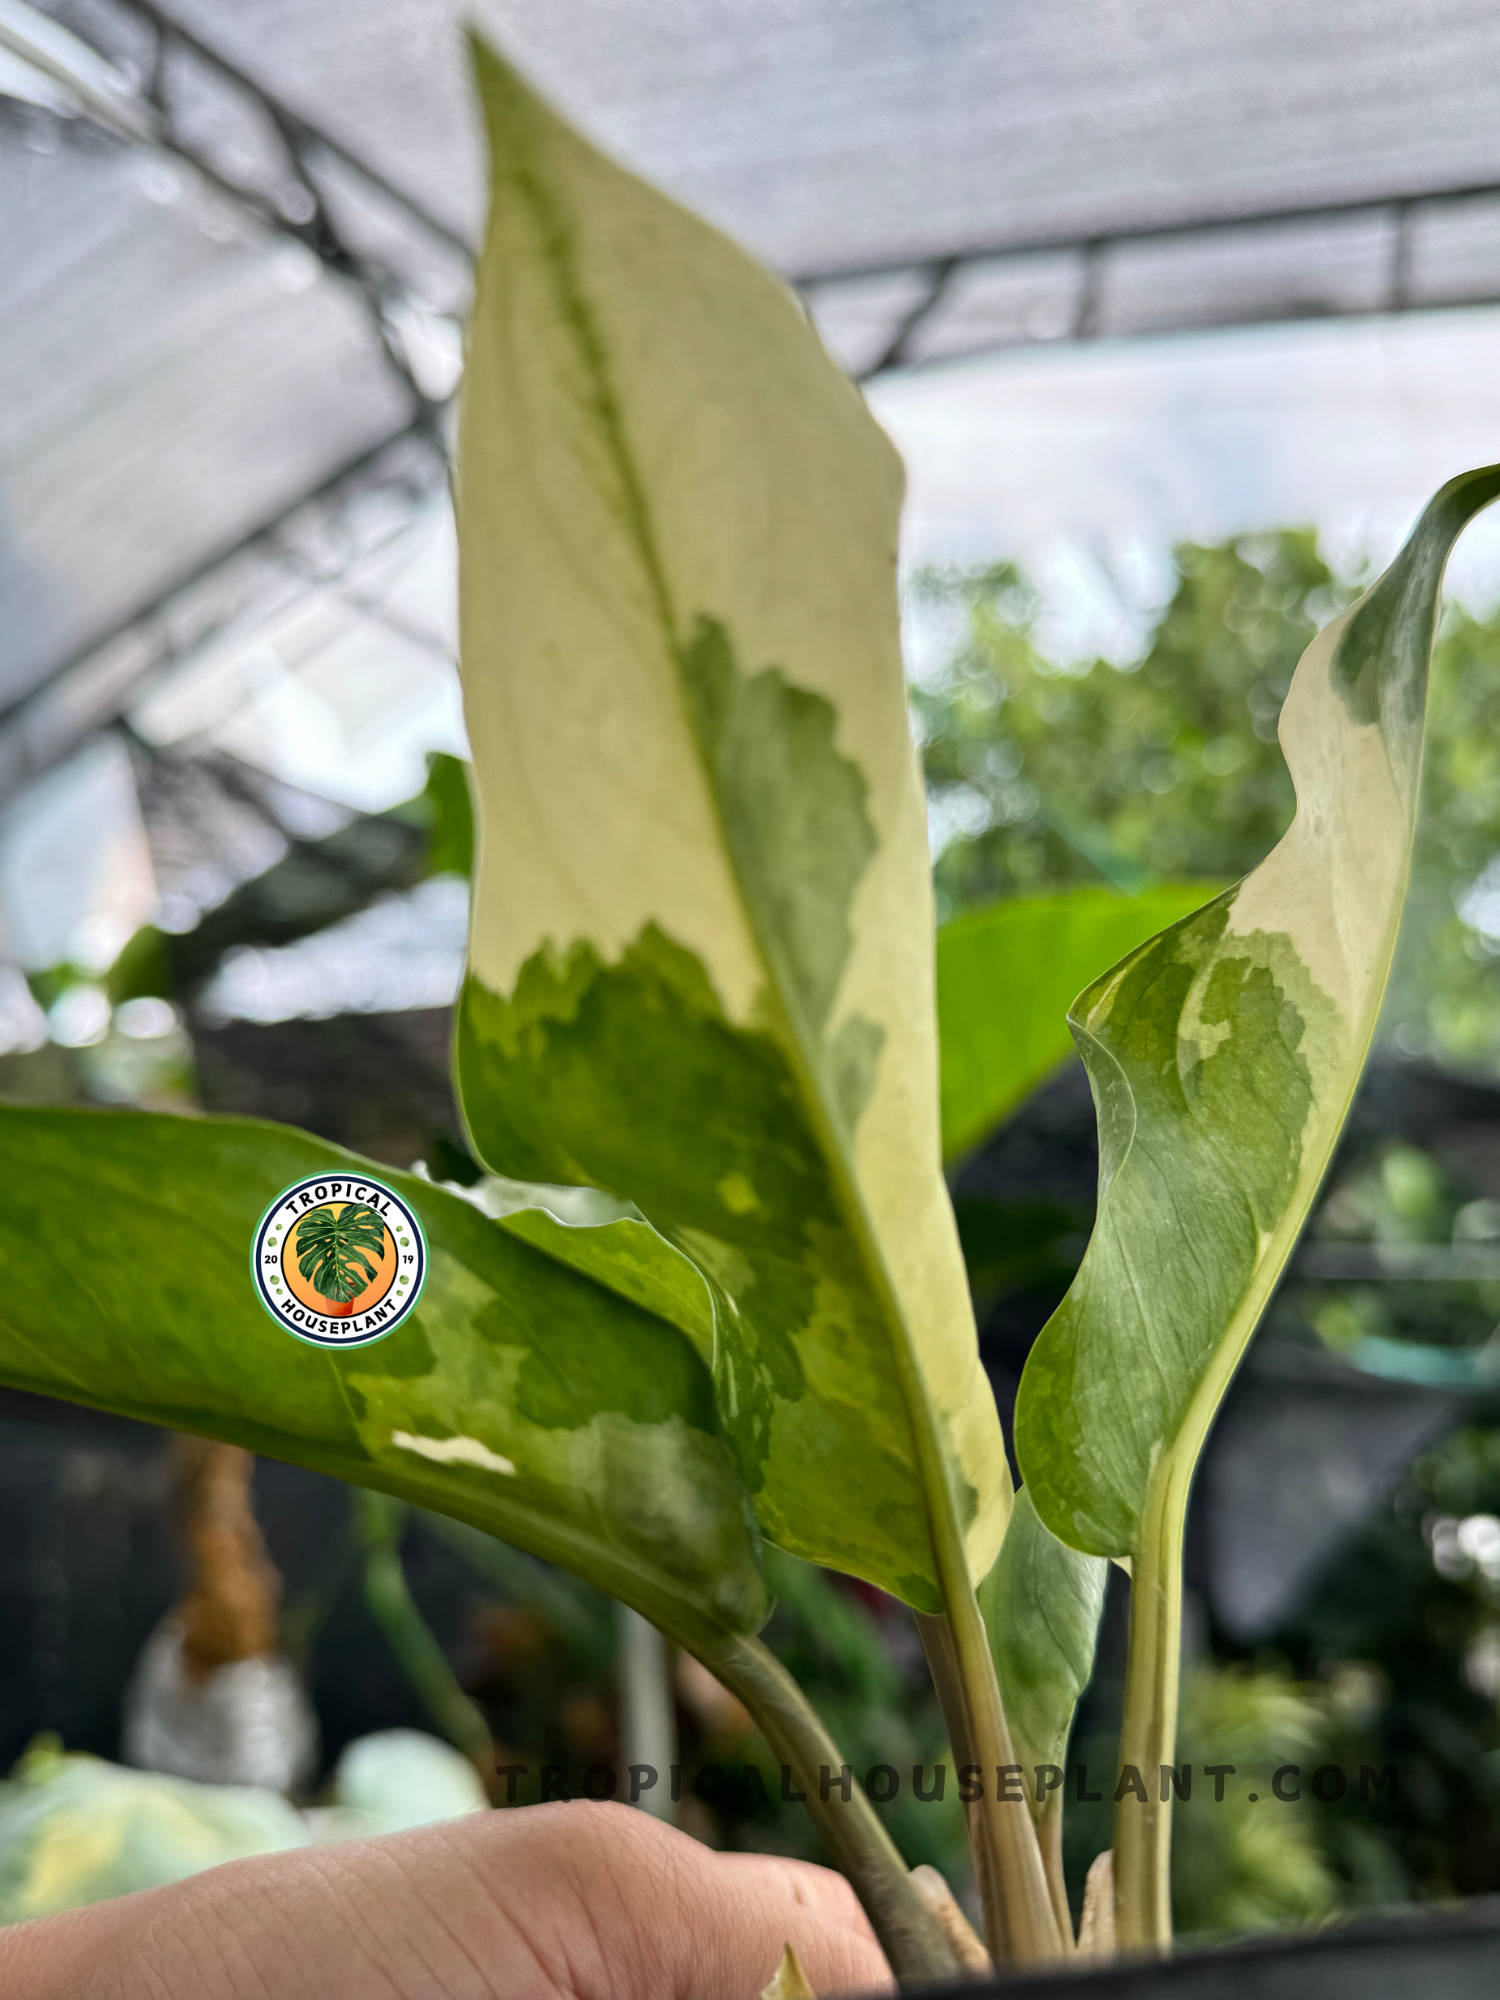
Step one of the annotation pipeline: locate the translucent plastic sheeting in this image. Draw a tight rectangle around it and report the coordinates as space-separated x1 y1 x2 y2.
8 0 1500 722
164 0 1500 277
1 116 415 708
130 497 464 816
8 0 1500 1039
0 734 155 971
0 490 461 1040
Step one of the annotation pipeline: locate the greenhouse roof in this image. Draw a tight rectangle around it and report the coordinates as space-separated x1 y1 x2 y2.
3 0 1500 1010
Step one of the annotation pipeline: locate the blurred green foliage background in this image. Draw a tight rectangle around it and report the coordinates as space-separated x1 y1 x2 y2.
915 532 1500 1077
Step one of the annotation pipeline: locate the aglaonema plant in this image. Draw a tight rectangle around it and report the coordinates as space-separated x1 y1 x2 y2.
0 30 1496 1982
449 33 1052 1966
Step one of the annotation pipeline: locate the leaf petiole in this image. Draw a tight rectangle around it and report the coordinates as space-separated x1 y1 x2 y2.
1112 1459 1188 1953
700 1630 960 1986
917 1603 1063 1964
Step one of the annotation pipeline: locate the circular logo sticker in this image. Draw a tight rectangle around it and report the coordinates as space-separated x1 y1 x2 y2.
251 1174 427 1348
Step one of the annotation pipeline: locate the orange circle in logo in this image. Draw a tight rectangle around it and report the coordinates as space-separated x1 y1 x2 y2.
280 1201 400 1319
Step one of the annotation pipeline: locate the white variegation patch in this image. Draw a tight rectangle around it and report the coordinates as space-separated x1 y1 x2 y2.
456 44 1006 1596
392 1430 517 1477
1228 602 1411 1035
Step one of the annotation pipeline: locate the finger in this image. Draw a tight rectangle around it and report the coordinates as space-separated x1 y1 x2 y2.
495 1802 893 2000
674 1847 896 2000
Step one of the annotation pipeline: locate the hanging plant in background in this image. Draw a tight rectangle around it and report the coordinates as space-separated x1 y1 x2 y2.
0 30 1496 1983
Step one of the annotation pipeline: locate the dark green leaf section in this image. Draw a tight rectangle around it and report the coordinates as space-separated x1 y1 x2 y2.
458 926 940 1609
295 1203 386 1304
979 1488 1107 1794
1015 893 1338 1554
936 883 1222 1161
679 617 881 1074
421 752 475 879
0 1108 767 1646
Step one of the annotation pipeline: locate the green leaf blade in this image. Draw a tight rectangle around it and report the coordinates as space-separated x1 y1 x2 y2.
458 932 946 1601
1015 466 1500 1558
937 883 1224 1162
453 41 1006 1606
458 1174 717 1363
980 1487 1107 1790
0 1107 768 1647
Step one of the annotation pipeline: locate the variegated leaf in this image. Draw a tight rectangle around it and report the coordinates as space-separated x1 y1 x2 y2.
980 1487 1106 1793
453 42 1005 1607
1015 467 1500 1557
464 1175 715 1358
761 1944 817 2000
0 1109 768 1650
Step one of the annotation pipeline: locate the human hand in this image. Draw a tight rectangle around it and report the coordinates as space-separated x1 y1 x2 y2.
0 1798 894 2000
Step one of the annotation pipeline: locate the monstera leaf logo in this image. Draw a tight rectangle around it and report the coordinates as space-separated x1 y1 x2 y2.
294 1203 387 1315
251 1175 426 1348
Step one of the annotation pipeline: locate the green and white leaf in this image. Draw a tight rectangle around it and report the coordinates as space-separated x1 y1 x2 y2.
0 1108 768 1649
937 884 1220 1162
979 1488 1106 1798
1015 467 1500 1558
459 1174 716 1357
453 42 1005 1607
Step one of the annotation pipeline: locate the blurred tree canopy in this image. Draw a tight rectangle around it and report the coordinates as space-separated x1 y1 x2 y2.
914 533 1500 1072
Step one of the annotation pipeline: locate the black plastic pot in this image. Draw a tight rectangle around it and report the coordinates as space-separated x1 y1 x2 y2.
911 1901 1500 1997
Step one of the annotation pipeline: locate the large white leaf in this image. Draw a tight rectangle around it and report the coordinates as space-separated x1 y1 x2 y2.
452 41 1005 1606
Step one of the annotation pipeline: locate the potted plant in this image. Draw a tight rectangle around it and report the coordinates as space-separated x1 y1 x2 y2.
0 34 1496 1987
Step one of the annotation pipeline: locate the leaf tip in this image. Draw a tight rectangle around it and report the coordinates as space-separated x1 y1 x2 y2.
761 1944 817 2000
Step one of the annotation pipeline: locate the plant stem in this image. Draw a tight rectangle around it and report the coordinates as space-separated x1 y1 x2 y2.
1113 1462 1187 1953
915 1607 1061 1963
354 1491 494 1771
915 1611 975 1768
1037 1793 1075 1952
616 1603 677 1820
703 1630 960 1986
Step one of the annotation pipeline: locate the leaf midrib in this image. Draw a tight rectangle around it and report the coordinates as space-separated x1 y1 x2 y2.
495 125 972 1593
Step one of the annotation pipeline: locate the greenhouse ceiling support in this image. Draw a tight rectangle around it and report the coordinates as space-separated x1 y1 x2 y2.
8 1 1500 796
1 0 469 416
796 174 1500 376
25 0 1500 383
0 422 444 806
